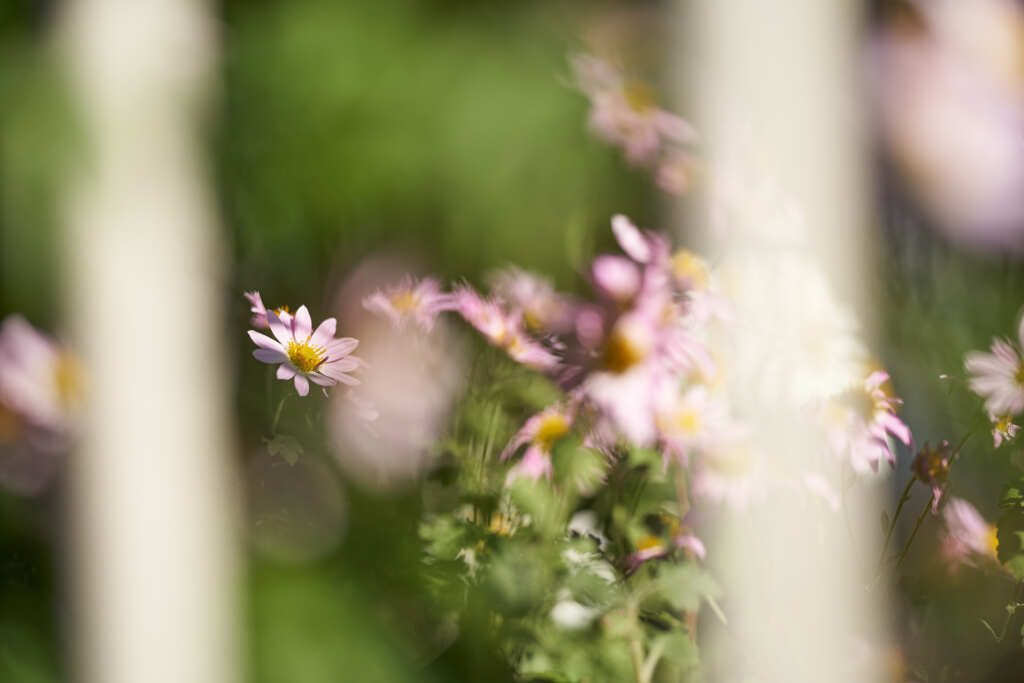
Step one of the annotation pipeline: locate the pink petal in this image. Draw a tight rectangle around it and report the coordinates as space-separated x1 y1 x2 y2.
310 317 336 347
248 330 284 353
266 310 293 346
277 363 297 380
611 214 651 263
253 349 286 363
308 373 338 387
325 337 359 357
293 306 313 340
293 375 310 397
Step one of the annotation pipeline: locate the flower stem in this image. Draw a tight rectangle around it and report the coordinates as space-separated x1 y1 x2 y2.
271 394 289 435
894 492 934 570
877 475 917 574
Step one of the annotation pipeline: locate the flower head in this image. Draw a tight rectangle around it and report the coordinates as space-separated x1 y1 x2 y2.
502 405 575 485
965 320 1024 415
940 497 999 570
362 276 453 333
453 286 560 373
990 412 1019 448
488 268 573 335
911 441 952 513
0 315 81 432
248 305 362 397
245 291 292 330
824 370 912 473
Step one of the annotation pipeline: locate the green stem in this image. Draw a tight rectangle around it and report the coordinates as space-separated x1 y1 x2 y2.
894 492 934 569
271 394 289 434
877 475 917 574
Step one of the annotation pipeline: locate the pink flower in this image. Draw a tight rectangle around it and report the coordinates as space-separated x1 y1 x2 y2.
362 276 453 333
572 55 697 167
0 315 80 432
610 214 669 265
824 370 912 473
990 412 1019 448
911 441 952 513
592 255 641 304
940 497 999 570
502 406 574 485
248 305 362 397
453 286 560 373
965 319 1024 415
245 291 292 330
488 267 573 335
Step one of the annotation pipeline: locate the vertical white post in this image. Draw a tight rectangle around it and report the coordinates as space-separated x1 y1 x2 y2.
59 1 240 682
689 2 885 681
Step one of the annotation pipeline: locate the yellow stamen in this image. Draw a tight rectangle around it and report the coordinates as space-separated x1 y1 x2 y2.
986 526 1000 556
54 353 83 409
287 340 327 373
671 249 709 290
390 291 419 313
602 323 650 374
534 413 570 451
623 81 656 112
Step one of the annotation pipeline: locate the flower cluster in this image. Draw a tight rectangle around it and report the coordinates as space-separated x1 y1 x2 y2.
965 316 1024 448
572 55 699 195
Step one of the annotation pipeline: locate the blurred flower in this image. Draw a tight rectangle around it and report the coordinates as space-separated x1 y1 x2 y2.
0 315 81 432
551 594 599 630
572 55 696 168
592 255 641 304
453 286 560 372
870 0 1024 249
990 412 1019 448
824 370 912 474
654 384 729 466
940 497 999 569
801 473 841 512
965 321 1024 415
656 149 698 196
502 405 574 485
244 290 292 330
248 305 362 397
692 439 764 509
489 267 573 335
911 441 952 513
329 258 467 490
362 276 453 333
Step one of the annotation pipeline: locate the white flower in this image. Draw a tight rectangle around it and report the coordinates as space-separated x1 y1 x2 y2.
965 318 1024 415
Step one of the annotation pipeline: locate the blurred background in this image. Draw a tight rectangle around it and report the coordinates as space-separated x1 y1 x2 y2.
2 0 1024 680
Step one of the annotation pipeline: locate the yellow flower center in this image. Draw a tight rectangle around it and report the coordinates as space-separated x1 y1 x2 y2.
673 408 702 435
635 534 665 552
273 305 290 316
534 413 570 451
602 323 650 374
54 353 83 409
287 340 327 373
986 526 1000 556
671 249 709 290
390 291 419 313
996 415 1015 434
623 81 656 112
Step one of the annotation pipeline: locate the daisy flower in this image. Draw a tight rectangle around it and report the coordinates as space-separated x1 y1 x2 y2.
453 286 559 373
362 276 453 333
0 315 81 431
248 305 361 397
965 319 1024 415
244 291 292 330
502 405 574 484
990 412 1019 448
823 370 912 473
940 497 999 570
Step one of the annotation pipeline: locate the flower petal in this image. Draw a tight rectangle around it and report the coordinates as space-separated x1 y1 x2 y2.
310 317 337 347
293 374 310 397
248 330 284 353
267 310 293 345
293 305 313 340
253 349 286 363
277 363 297 380
308 373 338 387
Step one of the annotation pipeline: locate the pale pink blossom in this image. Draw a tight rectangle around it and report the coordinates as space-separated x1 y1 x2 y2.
248 306 362 397
965 320 1024 415
502 406 574 485
245 291 292 330
0 315 80 432
824 371 912 473
573 55 697 168
488 267 573 335
453 286 559 373
362 276 453 333
990 412 1019 448
654 384 729 466
592 255 641 304
940 497 999 570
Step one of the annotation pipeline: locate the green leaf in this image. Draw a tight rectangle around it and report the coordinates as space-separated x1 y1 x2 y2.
997 511 1024 565
1004 555 1024 582
1000 479 1024 510
263 433 303 465
654 564 722 613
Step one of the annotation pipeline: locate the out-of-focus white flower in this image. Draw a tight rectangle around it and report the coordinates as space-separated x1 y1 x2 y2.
362 276 454 333
551 594 600 630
